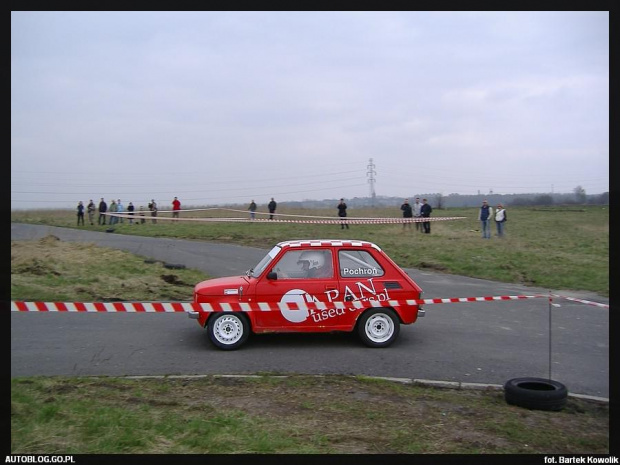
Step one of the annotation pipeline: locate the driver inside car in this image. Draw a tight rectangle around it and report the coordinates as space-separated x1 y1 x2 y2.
297 251 332 278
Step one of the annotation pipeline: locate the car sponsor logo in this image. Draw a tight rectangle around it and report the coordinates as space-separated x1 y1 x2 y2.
324 278 390 303
341 267 381 276
279 289 315 322
279 279 390 323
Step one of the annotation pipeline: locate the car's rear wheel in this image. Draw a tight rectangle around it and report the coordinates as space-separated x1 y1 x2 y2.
208 312 250 350
358 308 400 348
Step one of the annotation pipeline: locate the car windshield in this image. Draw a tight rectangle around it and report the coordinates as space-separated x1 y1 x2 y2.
249 245 281 278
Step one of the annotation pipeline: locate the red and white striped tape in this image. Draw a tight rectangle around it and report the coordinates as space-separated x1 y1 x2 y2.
113 207 461 221
550 294 610 309
13 293 608 313
417 295 545 305
11 301 195 313
105 213 466 225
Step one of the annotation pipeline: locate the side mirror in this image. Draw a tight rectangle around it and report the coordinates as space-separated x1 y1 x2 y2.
267 271 278 280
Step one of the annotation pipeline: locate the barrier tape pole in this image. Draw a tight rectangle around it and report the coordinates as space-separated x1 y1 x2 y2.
548 292 553 380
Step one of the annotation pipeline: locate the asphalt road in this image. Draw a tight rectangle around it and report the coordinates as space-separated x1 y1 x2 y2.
10 223 610 397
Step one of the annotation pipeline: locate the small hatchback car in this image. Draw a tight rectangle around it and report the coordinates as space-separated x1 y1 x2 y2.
190 239 424 350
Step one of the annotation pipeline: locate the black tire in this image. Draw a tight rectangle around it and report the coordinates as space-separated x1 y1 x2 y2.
357 308 400 348
504 377 568 411
207 312 250 350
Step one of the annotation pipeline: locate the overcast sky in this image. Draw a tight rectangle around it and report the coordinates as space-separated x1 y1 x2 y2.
11 11 609 210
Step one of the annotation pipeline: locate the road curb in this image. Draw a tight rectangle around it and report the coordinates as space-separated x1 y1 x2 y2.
120 373 609 403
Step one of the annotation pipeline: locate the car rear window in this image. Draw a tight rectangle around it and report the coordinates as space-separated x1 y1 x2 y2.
338 250 385 278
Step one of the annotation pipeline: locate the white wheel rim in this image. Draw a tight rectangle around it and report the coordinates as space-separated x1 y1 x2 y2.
213 315 244 345
365 313 394 343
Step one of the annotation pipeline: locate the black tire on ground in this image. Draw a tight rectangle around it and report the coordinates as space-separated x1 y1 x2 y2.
504 377 568 411
207 312 250 350
357 308 400 348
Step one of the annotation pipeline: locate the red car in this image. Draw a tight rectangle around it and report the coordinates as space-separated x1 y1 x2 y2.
190 239 424 350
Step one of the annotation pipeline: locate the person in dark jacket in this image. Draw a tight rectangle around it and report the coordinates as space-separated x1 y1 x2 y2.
77 201 85 226
98 198 108 225
337 198 349 229
248 200 257 220
478 199 494 239
268 198 277 220
400 199 413 229
420 198 432 234
127 202 135 224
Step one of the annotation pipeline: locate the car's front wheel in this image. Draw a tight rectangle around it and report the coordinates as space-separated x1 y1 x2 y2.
207 312 250 350
358 308 400 348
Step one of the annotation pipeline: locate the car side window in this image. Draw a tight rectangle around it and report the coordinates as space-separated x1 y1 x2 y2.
274 250 333 279
338 250 385 278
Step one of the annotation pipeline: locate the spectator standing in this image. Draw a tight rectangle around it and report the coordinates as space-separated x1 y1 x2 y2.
148 199 158 224
172 197 181 220
268 198 277 220
413 197 422 232
77 201 85 226
98 198 108 225
127 202 135 224
495 204 507 237
87 199 96 225
109 199 118 225
400 198 413 229
248 200 257 220
337 198 349 229
139 206 146 224
420 198 432 234
477 200 494 239
117 199 124 223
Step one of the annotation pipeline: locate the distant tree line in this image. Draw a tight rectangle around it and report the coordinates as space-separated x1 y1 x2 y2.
283 188 609 209
508 192 608 207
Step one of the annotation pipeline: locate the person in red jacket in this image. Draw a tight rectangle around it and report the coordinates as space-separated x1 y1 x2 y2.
172 197 181 220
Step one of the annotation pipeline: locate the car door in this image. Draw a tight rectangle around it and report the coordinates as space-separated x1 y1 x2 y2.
252 248 342 331
337 248 390 308
336 248 422 324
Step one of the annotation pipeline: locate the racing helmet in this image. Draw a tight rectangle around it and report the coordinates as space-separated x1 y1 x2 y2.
297 251 325 270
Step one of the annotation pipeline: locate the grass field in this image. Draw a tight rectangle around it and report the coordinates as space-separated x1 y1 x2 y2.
11 205 610 296
10 228 610 454
11 374 609 454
